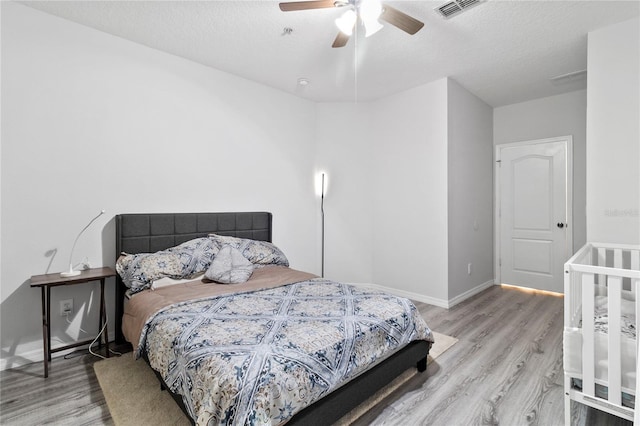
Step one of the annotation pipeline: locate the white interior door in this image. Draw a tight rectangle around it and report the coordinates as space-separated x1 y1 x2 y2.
497 137 572 293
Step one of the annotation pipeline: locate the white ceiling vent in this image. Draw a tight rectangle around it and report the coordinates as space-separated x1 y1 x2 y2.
436 0 483 19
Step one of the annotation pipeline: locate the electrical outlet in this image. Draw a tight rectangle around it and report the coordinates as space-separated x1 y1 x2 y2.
60 299 73 316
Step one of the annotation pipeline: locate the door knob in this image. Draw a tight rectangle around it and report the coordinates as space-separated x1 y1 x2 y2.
557 222 565 228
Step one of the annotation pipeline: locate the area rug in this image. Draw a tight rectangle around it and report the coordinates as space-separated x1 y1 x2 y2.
94 331 457 425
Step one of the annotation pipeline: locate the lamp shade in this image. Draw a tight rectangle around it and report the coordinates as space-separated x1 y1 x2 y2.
364 19 383 37
360 0 383 37
335 9 357 36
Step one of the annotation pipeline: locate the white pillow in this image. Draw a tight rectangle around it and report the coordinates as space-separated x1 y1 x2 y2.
205 245 254 284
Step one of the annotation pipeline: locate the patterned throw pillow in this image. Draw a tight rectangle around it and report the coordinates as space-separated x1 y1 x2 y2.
209 234 289 267
205 245 254 284
166 237 219 275
116 251 183 294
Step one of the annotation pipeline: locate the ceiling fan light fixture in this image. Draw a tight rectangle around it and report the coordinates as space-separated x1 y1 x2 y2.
360 0 383 37
278 0 424 47
335 9 357 36
364 18 383 37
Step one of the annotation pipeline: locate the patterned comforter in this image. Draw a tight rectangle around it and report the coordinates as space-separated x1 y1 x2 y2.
138 278 433 425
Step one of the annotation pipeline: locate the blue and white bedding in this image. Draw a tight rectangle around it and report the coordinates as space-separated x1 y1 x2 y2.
116 234 290 294
136 278 433 425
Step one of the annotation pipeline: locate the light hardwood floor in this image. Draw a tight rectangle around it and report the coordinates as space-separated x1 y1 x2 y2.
0 284 632 425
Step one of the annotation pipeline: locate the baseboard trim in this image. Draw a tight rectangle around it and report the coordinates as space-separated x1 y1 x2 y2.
1 331 116 371
350 283 450 308
448 279 495 308
349 280 496 309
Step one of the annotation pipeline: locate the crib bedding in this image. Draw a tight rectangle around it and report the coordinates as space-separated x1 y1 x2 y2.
570 295 637 343
564 330 637 392
564 297 637 392
128 270 433 425
593 297 636 339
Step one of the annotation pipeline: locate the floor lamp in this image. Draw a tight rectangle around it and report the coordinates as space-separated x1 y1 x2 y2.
321 172 325 278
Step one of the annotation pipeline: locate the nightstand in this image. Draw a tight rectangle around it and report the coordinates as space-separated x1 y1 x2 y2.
30 267 116 378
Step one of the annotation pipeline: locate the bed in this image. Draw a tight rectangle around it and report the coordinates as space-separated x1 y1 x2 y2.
114 212 433 425
563 242 640 423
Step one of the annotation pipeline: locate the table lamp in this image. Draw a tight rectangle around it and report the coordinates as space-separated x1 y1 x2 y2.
60 209 106 277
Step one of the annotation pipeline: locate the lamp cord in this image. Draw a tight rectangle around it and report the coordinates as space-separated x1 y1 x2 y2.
64 312 121 359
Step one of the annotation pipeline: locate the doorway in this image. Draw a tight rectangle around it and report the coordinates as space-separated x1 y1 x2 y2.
495 136 573 293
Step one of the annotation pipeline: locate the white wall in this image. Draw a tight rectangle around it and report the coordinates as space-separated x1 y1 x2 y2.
318 78 494 307
447 79 494 301
494 90 588 252
315 103 373 283
586 17 640 244
1 3 318 368
370 79 450 303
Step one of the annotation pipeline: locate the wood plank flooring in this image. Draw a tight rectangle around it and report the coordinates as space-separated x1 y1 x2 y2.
355 285 630 426
0 285 632 425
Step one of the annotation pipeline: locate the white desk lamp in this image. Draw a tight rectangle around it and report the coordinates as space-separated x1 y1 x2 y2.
60 209 106 277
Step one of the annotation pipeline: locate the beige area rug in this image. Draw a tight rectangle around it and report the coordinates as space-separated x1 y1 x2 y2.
94 331 457 426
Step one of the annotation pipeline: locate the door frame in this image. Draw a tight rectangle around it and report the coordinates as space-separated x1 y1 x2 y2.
494 135 574 288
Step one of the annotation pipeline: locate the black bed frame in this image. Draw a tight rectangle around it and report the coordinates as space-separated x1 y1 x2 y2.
115 212 430 425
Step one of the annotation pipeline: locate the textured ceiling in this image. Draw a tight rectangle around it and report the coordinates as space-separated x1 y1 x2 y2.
21 0 640 106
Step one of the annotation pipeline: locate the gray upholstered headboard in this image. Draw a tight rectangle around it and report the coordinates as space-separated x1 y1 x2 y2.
114 212 272 343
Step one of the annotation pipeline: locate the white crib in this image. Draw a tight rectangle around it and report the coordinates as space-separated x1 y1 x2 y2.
564 242 640 424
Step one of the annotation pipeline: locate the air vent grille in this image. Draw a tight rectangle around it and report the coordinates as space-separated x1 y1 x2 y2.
436 0 483 19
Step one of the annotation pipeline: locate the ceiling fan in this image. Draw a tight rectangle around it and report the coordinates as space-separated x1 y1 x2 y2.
279 0 424 48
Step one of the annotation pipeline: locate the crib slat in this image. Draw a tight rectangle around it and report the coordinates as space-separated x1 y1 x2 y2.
631 251 639 300
635 277 640 384
636 353 640 425
631 250 639 272
633 252 639 355
565 265 573 326
583 272 596 396
598 247 607 285
608 276 622 405
614 249 623 269
598 248 607 266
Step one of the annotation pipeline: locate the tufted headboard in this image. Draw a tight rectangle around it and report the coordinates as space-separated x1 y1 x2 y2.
114 212 272 343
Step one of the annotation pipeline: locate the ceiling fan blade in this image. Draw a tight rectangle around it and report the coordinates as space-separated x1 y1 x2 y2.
279 0 336 12
332 31 350 48
380 4 424 35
